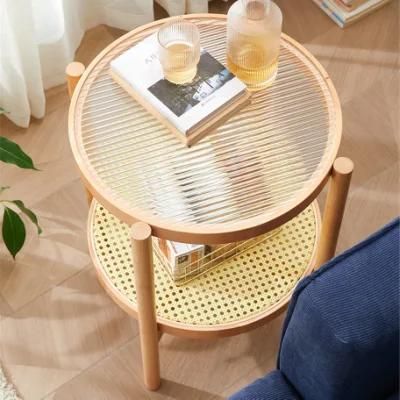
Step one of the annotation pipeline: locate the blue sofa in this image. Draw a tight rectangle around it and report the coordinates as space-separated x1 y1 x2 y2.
230 218 399 400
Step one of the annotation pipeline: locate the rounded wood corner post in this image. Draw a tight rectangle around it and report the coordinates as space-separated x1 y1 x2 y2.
131 222 161 391
66 62 92 205
316 157 354 267
84 187 93 206
66 62 85 98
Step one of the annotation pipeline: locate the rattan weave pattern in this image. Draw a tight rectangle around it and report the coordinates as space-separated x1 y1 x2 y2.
91 201 319 327
74 16 339 234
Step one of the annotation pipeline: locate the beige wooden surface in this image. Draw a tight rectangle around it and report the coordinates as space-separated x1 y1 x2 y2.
131 222 161 390
316 157 354 266
0 1 398 398
65 62 86 98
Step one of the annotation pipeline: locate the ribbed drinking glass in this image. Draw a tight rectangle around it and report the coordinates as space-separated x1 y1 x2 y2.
158 19 200 85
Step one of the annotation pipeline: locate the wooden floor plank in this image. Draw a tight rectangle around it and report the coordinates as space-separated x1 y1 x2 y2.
43 314 283 400
0 268 138 399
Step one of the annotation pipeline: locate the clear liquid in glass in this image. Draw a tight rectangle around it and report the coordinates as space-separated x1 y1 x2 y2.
227 0 282 90
227 33 279 90
162 41 198 84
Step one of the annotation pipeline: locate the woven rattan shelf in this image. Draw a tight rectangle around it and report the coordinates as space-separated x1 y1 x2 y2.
89 201 320 338
67 14 353 391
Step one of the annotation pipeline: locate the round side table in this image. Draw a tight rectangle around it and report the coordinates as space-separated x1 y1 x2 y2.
67 14 353 391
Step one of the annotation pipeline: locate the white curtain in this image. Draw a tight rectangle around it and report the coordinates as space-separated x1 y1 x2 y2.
0 0 208 128
156 0 209 15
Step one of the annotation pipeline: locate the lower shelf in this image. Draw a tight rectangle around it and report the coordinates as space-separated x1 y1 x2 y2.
88 201 321 338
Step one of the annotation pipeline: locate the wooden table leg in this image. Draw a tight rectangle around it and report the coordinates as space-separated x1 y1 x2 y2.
315 157 354 267
85 188 93 206
66 62 86 98
131 222 161 391
66 62 92 206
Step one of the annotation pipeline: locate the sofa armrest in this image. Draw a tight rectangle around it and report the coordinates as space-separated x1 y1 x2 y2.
229 370 301 400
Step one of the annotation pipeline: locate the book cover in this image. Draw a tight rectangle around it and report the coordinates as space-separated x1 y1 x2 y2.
333 0 356 11
338 0 369 8
311 0 390 27
110 33 248 140
341 0 369 6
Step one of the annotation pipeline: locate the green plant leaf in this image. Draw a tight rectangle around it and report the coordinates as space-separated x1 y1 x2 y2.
2 206 26 259
0 107 5 115
8 200 42 234
0 186 10 194
0 136 38 170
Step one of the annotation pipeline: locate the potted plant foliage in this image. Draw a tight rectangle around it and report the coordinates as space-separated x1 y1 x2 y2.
0 108 42 258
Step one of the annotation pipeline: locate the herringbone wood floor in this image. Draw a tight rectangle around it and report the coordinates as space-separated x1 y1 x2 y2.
0 1 398 399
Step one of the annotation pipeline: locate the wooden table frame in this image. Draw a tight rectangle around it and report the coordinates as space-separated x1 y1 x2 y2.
66 15 353 391
68 14 345 245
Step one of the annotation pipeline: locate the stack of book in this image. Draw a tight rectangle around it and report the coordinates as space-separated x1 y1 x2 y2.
312 0 391 28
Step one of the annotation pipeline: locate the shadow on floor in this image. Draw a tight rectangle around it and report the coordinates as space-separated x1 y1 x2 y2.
159 379 225 400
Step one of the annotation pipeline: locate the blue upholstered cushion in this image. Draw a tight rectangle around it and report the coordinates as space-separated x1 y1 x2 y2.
278 218 400 400
229 370 301 400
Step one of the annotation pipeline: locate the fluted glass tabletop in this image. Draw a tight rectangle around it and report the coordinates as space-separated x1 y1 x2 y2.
69 15 341 243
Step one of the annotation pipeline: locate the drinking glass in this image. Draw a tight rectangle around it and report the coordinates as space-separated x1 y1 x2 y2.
158 19 200 85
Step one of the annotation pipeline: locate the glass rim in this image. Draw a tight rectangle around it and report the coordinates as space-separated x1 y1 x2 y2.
241 0 272 19
157 18 200 49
